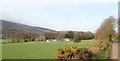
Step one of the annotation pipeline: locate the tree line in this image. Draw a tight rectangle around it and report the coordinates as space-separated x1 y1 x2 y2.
2 30 94 43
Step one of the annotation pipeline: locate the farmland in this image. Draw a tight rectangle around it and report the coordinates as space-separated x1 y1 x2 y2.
2 39 96 59
0 44 2 60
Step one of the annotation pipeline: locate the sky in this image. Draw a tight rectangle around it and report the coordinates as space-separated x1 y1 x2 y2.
0 0 119 32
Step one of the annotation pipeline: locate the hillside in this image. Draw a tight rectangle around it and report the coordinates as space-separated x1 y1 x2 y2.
2 20 55 32
1 20 56 38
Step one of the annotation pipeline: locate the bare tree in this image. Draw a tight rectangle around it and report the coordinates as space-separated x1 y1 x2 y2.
96 16 116 42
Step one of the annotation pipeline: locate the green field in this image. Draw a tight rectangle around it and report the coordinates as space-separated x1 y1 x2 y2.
2 40 96 59
0 44 2 60
0 39 2 60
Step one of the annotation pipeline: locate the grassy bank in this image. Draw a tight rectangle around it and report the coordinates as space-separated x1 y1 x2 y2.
98 45 112 59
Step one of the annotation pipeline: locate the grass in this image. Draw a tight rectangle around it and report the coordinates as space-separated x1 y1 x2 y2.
0 39 2 60
81 39 96 43
2 39 13 43
0 44 2 60
99 45 112 59
2 40 96 59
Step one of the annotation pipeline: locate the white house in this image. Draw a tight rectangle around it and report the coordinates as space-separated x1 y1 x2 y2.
64 38 71 41
46 38 72 42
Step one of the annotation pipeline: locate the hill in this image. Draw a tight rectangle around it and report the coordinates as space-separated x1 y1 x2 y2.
1 20 56 38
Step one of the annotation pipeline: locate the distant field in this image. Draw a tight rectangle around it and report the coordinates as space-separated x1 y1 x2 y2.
0 44 2 60
0 39 2 60
2 39 13 43
2 40 96 59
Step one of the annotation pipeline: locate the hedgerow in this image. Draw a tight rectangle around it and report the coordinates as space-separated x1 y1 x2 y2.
56 46 94 60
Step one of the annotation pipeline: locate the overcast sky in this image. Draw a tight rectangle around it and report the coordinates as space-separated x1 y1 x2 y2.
0 0 119 32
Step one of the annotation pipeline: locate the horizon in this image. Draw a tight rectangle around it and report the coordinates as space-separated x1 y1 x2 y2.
0 0 119 32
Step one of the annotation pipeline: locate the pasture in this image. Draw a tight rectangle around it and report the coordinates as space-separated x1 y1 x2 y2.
2 39 96 59
0 44 2 60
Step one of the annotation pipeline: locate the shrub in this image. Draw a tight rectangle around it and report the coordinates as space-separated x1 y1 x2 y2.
73 33 81 43
74 37 81 43
56 46 94 60
89 39 112 58
11 39 17 43
89 47 101 58
96 40 111 51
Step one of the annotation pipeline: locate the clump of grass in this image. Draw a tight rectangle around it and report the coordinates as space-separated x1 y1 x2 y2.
99 45 112 59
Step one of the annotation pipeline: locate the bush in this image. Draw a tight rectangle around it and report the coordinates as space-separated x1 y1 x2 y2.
74 38 81 43
56 46 94 60
89 47 101 55
11 39 17 43
89 39 112 59
73 33 81 43
96 40 111 51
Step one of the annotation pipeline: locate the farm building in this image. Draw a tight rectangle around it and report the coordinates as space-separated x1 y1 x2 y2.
46 39 57 42
46 38 72 42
